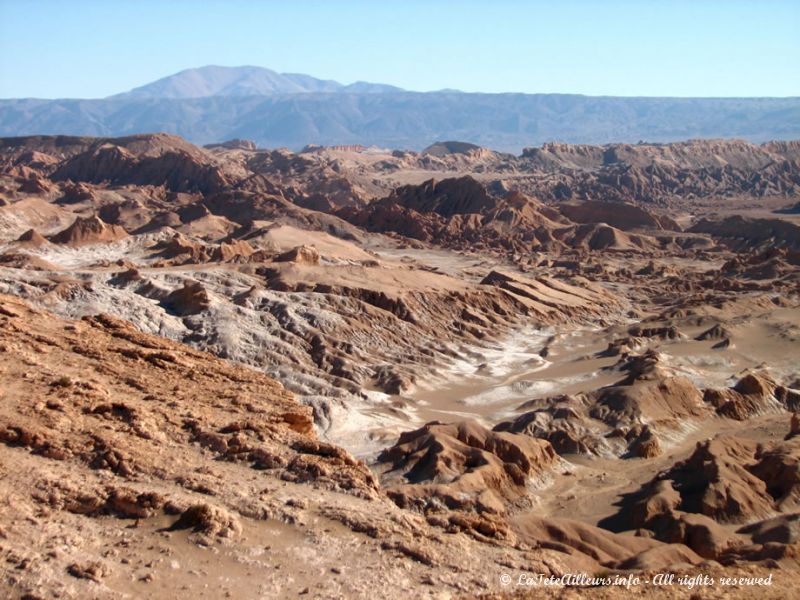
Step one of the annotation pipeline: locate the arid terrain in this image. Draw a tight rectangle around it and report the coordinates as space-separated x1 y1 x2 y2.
1 133 799 599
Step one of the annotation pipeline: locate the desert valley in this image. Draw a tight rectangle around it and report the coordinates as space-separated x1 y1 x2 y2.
0 131 798 598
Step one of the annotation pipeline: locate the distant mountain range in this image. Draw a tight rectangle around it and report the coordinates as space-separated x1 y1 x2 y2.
112 65 406 98
2 65 798 151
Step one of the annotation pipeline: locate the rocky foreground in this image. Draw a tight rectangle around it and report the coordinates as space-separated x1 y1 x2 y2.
2 295 797 599
0 134 799 598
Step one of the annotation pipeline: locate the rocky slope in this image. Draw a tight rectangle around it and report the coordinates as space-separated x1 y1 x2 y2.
1 294 766 600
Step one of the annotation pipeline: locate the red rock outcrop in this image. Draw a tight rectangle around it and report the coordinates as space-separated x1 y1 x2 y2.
690 216 800 251
377 420 557 515
559 200 679 231
521 139 800 205
161 280 211 315
274 245 320 265
16 228 49 247
497 351 708 459
704 371 800 420
338 178 574 253
211 239 255 262
49 215 128 246
51 134 232 194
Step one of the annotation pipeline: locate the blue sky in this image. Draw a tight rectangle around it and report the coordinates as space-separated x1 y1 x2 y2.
1 0 798 98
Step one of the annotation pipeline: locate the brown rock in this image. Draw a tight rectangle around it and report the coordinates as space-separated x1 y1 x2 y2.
212 239 255 262
67 561 107 582
378 420 556 516
161 281 211 315
15 229 49 247
274 245 320 265
704 371 781 420
50 215 128 246
169 503 242 542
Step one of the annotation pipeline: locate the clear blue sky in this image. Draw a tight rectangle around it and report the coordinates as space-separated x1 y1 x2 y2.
1 0 798 98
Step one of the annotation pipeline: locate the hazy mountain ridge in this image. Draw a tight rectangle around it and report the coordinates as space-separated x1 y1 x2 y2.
1 66 798 151
112 65 405 98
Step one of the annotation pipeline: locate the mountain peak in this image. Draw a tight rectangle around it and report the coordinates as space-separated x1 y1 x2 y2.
112 65 403 99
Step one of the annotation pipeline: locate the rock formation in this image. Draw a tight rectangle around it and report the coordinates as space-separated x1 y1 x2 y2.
49 215 129 246
377 420 557 515
0 132 799 597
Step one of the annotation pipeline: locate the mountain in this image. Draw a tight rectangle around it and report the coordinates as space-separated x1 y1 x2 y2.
1 66 798 151
113 65 404 99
